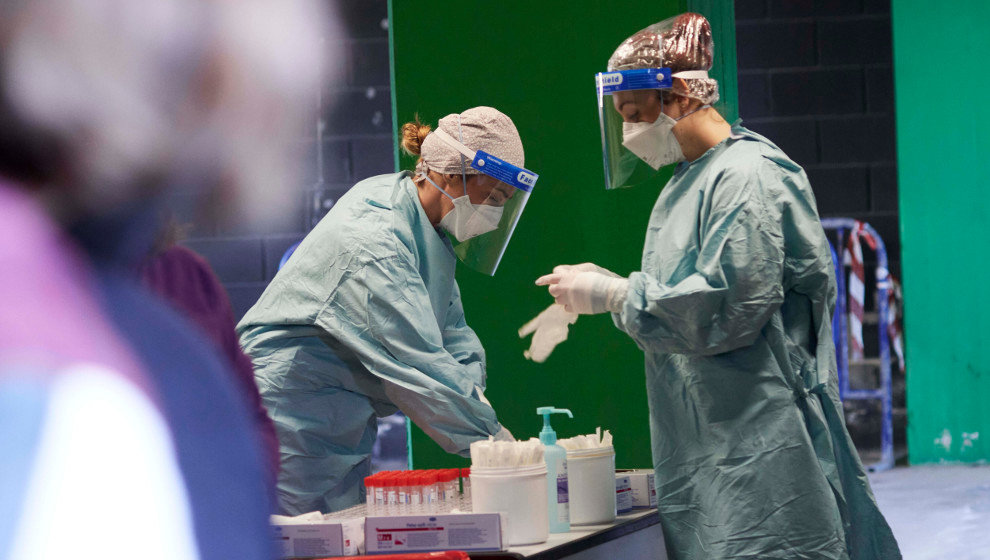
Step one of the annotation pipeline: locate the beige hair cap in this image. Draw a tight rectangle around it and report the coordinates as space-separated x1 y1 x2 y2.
417 106 524 176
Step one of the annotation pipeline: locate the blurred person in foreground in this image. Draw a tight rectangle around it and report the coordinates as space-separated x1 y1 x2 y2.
138 219 281 485
0 0 331 558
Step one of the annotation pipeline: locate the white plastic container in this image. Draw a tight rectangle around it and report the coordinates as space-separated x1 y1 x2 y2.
567 446 616 525
470 463 548 546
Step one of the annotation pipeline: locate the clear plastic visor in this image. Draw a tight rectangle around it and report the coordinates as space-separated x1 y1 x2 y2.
429 127 538 276
596 68 674 190
447 172 532 276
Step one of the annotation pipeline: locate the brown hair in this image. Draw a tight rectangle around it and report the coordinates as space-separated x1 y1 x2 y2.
400 115 432 158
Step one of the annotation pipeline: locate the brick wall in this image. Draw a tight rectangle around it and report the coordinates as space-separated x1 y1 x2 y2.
735 0 898 279
179 0 395 320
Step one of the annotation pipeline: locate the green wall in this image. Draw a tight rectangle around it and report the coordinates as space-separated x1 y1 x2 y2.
893 0 990 463
389 1 738 469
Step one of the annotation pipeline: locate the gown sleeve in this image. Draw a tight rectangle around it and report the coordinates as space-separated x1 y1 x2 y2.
321 254 501 456
439 282 488 392
614 162 788 356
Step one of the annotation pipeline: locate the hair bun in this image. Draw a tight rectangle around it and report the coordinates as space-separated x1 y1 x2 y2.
400 118 432 156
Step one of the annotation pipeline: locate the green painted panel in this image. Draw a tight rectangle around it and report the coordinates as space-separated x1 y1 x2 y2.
389 1 737 469
892 0 990 463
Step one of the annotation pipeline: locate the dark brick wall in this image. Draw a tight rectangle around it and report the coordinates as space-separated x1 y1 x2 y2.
735 0 899 278
178 0 396 320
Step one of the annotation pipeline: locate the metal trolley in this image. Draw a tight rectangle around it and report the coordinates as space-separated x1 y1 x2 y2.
822 218 895 472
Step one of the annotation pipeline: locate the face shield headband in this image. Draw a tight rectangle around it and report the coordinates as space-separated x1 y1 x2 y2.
429 127 539 194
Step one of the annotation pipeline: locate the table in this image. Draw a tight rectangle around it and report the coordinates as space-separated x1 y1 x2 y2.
467 509 667 560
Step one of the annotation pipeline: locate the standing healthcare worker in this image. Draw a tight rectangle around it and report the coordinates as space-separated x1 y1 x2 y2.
537 13 901 560
238 106 538 514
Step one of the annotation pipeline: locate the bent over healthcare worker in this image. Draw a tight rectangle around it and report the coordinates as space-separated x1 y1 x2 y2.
238 106 537 514
537 14 900 560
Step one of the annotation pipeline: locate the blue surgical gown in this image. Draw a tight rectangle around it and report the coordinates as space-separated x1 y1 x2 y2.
237 172 502 514
613 124 901 559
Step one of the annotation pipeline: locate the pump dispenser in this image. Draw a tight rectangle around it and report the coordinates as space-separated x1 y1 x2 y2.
537 406 573 533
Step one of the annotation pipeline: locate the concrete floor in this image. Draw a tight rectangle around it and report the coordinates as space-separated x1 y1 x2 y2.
869 465 990 560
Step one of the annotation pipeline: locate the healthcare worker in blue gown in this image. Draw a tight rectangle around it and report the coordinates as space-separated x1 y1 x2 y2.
238 106 539 514
536 14 900 560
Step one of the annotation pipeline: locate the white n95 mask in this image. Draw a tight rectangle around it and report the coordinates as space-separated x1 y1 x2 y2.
439 195 503 242
621 115 684 170
420 173 503 242
621 104 711 170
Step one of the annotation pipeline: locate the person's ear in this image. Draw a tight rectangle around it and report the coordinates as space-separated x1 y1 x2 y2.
671 79 694 110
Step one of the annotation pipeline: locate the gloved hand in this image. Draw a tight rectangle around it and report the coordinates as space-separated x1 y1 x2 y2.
550 262 622 278
536 264 629 315
494 425 515 442
518 303 578 363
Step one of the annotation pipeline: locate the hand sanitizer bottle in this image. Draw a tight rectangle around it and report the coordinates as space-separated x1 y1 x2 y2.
537 406 573 533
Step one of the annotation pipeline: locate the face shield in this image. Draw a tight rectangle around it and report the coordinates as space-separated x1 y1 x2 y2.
597 13 719 190
595 68 710 190
428 127 538 276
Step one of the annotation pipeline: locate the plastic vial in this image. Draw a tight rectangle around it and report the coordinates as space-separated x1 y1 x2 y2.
376 472 390 514
385 473 399 515
397 472 409 514
364 474 376 514
426 470 439 513
444 469 459 511
461 468 471 510
409 472 424 513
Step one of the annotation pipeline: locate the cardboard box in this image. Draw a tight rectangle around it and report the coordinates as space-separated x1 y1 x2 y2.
618 469 656 508
272 521 344 559
365 512 502 554
615 474 633 513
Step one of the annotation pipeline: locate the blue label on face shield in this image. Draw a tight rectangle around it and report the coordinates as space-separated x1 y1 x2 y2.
596 68 672 94
472 150 538 192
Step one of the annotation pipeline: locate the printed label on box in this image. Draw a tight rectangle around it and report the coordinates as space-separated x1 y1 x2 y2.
272 523 344 559
365 513 503 554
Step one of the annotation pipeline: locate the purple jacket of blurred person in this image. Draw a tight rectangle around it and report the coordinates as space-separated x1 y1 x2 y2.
138 244 280 484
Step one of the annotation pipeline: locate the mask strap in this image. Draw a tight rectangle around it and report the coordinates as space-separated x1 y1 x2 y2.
675 103 711 122
419 172 456 202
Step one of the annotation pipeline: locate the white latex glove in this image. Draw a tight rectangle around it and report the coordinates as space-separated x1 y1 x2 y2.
474 388 514 441
550 262 622 278
518 304 578 363
494 425 515 442
536 265 628 315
